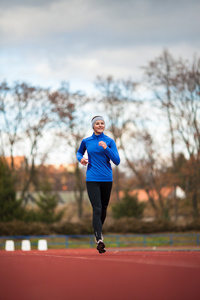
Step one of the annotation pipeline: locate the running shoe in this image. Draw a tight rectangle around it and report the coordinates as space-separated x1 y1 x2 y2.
96 239 106 254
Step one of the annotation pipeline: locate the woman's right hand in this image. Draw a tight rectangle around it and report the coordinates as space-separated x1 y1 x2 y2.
80 158 88 166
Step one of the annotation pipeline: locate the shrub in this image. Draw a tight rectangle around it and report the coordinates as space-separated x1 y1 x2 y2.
104 218 178 234
0 156 24 221
112 190 145 219
35 180 64 223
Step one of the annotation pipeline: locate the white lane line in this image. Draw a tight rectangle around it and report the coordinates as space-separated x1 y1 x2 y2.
2 252 200 269
31 253 200 269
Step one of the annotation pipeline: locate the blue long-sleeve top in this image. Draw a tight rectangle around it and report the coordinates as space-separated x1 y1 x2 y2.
76 132 120 182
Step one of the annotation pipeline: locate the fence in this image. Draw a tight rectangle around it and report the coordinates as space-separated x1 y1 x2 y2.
0 233 200 250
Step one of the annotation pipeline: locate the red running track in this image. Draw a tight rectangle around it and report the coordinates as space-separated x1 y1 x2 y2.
0 248 200 300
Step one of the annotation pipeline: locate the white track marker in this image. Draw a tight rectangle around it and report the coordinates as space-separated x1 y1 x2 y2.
38 239 48 251
21 240 31 251
5 240 15 251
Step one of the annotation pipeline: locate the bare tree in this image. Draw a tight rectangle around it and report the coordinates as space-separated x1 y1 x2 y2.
172 55 200 218
95 75 139 201
0 81 54 201
143 50 182 220
49 82 88 219
120 124 173 218
20 87 53 199
0 81 35 169
143 50 200 218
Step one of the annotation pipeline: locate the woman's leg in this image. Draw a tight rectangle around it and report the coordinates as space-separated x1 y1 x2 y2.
86 181 102 242
100 182 112 225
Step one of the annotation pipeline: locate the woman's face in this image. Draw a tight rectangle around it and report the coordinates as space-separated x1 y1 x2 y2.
93 120 105 135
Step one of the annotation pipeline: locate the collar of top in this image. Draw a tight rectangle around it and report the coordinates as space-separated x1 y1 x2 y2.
92 132 104 139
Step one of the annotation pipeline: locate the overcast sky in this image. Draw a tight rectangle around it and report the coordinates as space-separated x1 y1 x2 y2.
0 0 200 94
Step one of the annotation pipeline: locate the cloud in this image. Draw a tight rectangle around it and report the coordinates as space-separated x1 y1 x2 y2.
0 0 199 92
2 43 196 88
0 1 91 44
1 0 200 47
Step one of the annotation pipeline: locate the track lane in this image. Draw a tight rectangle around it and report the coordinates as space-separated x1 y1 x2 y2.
0 249 200 300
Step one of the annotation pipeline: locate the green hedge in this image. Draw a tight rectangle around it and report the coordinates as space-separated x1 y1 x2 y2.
0 218 200 236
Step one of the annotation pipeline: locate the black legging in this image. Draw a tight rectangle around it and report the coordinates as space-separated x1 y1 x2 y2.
86 181 112 242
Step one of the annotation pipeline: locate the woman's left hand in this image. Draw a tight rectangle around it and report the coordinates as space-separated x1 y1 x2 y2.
99 141 107 149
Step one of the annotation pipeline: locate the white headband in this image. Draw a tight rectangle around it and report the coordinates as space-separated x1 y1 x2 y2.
91 116 105 128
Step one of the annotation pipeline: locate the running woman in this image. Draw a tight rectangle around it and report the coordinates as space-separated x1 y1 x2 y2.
76 116 120 254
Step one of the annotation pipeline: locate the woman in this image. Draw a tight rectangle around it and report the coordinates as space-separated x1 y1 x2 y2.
76 116 120 254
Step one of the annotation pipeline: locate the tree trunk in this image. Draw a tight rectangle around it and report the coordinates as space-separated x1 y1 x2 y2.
74 162 85 219
192 191 198 219
113 167 120 202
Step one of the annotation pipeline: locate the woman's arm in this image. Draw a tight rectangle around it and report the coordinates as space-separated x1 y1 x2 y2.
76 140 87 163
99 140 120 165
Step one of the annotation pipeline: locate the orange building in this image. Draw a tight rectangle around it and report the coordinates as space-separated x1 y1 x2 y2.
4 156 26 169
119 186 185 202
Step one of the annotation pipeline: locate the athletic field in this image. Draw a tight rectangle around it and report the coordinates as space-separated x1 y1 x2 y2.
0 248 200 300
